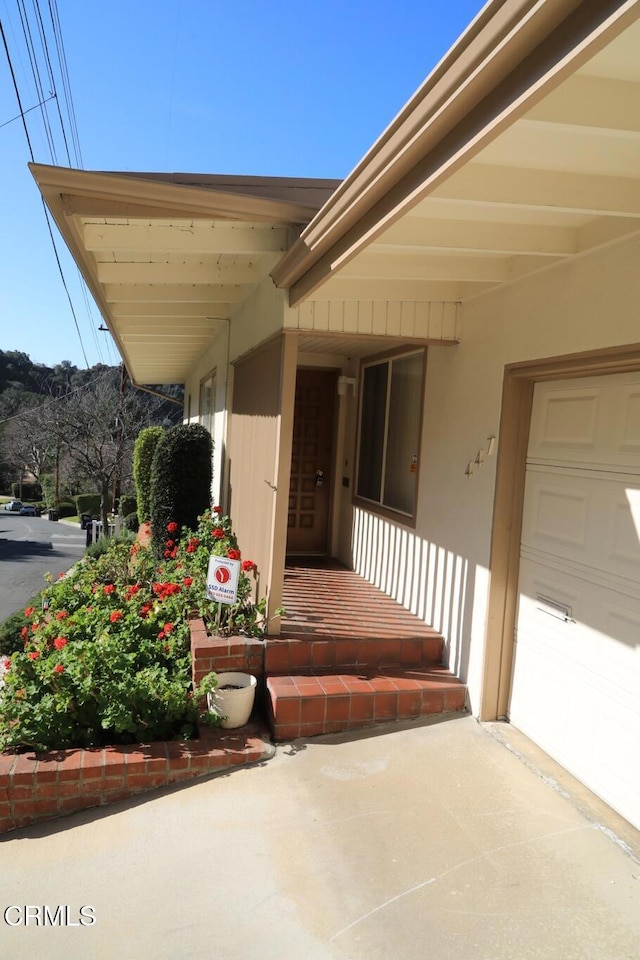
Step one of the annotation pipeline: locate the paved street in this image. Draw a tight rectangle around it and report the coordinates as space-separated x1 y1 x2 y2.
0 514 86 622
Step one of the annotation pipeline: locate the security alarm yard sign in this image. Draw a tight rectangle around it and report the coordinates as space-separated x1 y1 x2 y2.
206 556 240 604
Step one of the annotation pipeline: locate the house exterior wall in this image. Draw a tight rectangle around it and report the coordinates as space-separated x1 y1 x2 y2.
230 276 288 362
183 323 229 508
228 335 296 629
337 235 640 714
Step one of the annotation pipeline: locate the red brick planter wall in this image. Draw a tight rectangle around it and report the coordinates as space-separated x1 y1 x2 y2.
0 729 270 834
0 619 268 835
189 617 264 686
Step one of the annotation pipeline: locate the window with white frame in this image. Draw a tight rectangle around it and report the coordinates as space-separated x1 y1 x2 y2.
356 351 424 518
199 372 215 436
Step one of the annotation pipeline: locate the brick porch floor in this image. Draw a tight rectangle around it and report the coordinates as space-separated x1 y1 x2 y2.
265 561 467 740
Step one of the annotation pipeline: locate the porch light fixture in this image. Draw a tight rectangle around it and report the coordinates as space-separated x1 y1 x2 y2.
337 376 357 397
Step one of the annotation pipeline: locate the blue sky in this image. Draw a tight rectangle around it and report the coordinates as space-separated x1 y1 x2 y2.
1 0 486 370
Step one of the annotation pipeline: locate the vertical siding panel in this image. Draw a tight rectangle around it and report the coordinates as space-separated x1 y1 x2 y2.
387 301 402 336
298 302 315 330
429 301 444 340
313 301 330 331
442 302 457 340
400 301 415 337
343 301 358 333
357 301 373 335
414 302 429 338
372 301 387 335
328 300 344 332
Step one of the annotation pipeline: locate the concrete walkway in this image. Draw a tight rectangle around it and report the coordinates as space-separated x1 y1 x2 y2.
1 716 639 959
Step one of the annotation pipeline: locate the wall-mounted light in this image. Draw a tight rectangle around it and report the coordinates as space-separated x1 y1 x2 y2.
337 376 357 397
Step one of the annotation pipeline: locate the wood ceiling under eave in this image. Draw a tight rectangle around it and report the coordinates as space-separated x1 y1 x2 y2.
30 165 338 385
78 216 291 384
307 16 640 309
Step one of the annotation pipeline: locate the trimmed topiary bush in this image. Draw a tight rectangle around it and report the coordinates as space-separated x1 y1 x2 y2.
118 494 137 518
149 424 212 558
133 426 165 523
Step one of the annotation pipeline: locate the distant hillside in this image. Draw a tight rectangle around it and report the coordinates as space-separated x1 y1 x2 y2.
0 351 184 420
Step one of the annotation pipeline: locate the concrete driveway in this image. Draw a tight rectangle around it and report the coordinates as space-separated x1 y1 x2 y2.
1 716 639 960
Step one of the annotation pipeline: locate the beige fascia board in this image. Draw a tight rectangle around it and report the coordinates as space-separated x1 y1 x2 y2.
29 163 322 225
272 0 640 302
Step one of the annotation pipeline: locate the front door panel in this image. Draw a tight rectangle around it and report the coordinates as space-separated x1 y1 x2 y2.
287 369 336 555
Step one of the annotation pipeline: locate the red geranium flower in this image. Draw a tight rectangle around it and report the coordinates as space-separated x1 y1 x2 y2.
53 637 68 650
20 626 29 640
23 606 35 617
103 584 115 595
3 659 10 671
27 651 40 660
163 622 174 634
241 559 257 574
166 521 179 534
139 603 152 619
56 610 69 620
109 610 123 623
212 527 225 539
183 577 193 588
213 505 222 514
227 548 241 561
53 664 64 674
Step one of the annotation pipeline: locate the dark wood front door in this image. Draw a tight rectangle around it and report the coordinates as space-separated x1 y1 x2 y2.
287 369 337 555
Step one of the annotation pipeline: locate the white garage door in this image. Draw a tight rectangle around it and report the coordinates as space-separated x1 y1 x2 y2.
510 372 640 830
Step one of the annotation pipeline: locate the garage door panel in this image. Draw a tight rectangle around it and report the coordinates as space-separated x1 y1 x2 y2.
511 371 640 830
517 558 640 705
521 465 640 579
528 373 640 471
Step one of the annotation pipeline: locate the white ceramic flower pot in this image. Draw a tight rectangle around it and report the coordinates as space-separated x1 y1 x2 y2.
207 672 257 729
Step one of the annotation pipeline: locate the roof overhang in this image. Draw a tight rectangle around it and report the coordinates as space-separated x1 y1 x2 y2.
272 0 640 308
30 165 339 384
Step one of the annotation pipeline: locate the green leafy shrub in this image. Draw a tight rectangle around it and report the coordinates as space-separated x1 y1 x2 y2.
0 539 200 752
133 426 165 523
0 599 43 656
0 506 263 753
150 424 212 559
55 500 77 518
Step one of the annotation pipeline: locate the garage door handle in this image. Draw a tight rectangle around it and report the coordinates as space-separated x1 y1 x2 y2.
536 594 575 624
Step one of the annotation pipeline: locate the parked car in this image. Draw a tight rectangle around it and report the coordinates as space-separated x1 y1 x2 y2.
3 500 23 512
19 504 38 516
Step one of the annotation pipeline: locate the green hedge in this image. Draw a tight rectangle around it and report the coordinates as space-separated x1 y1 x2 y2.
133 426 165 522
55 500 77 518
12 481 41 501
149 424 212 558
75 493 112 517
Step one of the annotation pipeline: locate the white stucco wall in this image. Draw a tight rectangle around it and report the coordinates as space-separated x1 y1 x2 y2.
342 235 640 713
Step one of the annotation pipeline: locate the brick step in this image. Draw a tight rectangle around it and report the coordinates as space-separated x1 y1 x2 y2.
266 664 466 741
264 634 444 674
